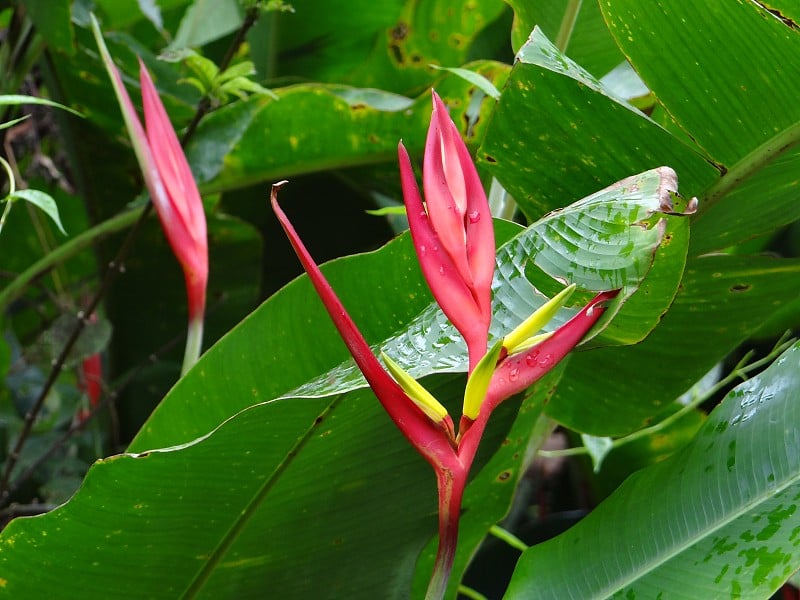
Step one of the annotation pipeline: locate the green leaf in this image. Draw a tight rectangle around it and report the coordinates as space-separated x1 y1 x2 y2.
0 386 436 598
0 94 82 117
169 0 244 51
547 254 800 434
601 0 800 167
429 65 500 99
272 0 507 93
505 340 800 599
480 27 718 222
187 67 509 193
599 0 800 254
506 0 625 75
10 190 67 235
91 0 191 29
0 115 31 131
22 0 74 55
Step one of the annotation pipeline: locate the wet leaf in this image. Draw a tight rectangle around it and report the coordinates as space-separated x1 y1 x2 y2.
506 341 800 599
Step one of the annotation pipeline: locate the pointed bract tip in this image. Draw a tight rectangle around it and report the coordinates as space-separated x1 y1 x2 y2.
462 338 504 420
381 351 450 424
503 284 576 355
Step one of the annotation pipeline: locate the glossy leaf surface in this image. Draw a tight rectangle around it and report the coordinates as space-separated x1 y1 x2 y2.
506 341 800 599
0 170 684 598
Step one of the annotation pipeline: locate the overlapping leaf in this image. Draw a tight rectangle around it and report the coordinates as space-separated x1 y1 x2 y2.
506 341 800 599
599 0 800 255
131 166 685 451
0 168 686 598
480 27 718 222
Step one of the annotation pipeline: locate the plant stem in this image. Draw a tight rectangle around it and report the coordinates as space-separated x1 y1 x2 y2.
538 333 796 460
425 468 468 600
489 524 529 552
0 206 143 311
456 585 488 600
180 5 261 145
555 0 582 53
181 316 204 376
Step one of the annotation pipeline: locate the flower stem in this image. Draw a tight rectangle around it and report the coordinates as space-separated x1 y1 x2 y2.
181 316 204 376
425 468 468 600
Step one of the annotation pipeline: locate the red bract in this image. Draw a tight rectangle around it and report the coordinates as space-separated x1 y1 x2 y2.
94 15 208 374
138 61 208 323
399 91 495 373
273 90 620 600
102 56 208 322
271 184 460 471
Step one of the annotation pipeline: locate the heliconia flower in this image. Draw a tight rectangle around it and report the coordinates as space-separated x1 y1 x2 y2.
271 183 460 465
76 346 103 424
398 91 495 373
273 90 622 600
139 63 208 326
92 16 208 374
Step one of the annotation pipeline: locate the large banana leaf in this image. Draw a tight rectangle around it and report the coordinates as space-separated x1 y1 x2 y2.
130 166 684 450
482 14 800 434
598 0 800 255
0 169 687 598
505 340 800 599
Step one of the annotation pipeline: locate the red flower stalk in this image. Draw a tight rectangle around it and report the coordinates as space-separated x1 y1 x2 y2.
399 91 495 373
273 91 619 599
93 17 208 374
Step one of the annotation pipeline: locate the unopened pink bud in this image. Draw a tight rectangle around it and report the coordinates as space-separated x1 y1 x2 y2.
399 91 495 372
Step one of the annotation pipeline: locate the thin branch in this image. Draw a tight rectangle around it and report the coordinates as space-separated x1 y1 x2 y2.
0 203 152 501
180 5 262 145
538 333 797 460
1 287 229 509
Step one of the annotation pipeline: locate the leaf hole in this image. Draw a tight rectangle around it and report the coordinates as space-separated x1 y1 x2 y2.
496 469 512 482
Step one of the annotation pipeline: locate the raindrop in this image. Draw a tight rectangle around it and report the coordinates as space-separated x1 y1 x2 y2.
537 353 552 367
509 367 519 382
419 244 427 255
468 210 480 223
525 351 540 367
439 266 445 276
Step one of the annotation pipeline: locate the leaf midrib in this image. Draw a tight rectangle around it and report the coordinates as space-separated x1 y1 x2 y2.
594 450 800 598
179 393 346 599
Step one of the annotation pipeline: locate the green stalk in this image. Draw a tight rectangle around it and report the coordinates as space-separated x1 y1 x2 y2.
555 0 583 53
0 156 15 236
0 206 144 311
181 316 204 376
